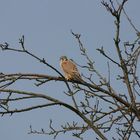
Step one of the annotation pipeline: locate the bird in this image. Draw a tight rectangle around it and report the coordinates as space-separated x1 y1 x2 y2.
60 56 83 81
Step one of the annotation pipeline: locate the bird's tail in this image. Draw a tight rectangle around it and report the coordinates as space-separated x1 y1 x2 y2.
73 74 84 83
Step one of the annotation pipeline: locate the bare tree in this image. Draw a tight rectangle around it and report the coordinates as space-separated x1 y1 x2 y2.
0 0 140 140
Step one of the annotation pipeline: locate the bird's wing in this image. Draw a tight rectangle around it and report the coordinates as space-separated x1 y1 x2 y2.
61 60 83 81
69 60 80 73
61 60 78 73
69 60 83 81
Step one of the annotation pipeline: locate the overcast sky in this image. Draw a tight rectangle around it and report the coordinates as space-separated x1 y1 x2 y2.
0 0 140 140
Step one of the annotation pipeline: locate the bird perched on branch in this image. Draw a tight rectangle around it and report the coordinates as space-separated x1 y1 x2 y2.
60 56 83 81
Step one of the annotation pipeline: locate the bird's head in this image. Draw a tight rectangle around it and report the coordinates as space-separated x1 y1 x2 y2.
60 56 68 61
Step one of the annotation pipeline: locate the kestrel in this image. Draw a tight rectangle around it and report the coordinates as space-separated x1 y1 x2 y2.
60 56 82 81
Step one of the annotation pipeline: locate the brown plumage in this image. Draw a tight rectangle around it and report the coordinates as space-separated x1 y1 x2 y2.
60 56 82 81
